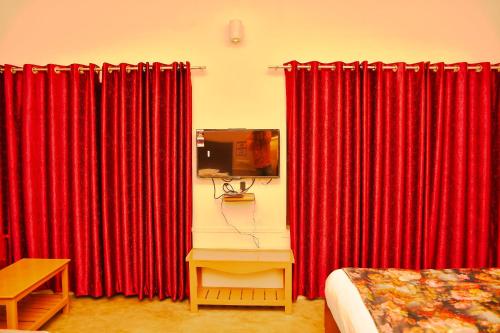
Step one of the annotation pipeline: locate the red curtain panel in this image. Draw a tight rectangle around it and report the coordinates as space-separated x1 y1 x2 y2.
494 69 500 267
286 61 500 298
424 63 496 269
2 64 102 294
100 63 192 300
359 62 428 270
1 62 192 300
0 69 6 268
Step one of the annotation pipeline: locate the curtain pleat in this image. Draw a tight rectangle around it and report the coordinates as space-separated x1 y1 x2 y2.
287 61 500 299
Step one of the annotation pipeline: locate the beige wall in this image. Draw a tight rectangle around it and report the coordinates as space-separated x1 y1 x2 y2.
1 0 499 286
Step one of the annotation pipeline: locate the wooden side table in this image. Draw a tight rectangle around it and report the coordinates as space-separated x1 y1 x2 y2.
186 248 294 313
0 258 70 330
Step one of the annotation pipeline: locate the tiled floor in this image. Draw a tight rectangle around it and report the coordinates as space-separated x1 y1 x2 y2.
43 295 324 333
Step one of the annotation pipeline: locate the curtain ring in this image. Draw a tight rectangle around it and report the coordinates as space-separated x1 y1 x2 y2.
11 67 17 74
453 66 459 72
108 67 113 74
330 65 336 71
54 67 61 74
286 65 292 72
414 66 419 72
475 65 482 73
78 67 85 74
392 65 397 72
32 67 38 74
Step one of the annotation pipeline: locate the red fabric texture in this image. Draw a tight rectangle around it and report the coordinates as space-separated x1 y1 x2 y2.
0 63 192 300
0 70 6 268
286 61 500 299
100 63 192 300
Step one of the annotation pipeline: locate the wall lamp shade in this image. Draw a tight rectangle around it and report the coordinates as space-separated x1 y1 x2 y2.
229 19 243 43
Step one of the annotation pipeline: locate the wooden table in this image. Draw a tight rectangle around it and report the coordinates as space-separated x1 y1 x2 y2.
186 249 294 313
0 258 70 330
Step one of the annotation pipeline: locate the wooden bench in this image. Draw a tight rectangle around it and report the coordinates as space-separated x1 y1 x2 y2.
0 258 70 330
186 249 294 313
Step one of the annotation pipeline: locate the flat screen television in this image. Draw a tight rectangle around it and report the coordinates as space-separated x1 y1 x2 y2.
196 129 280 178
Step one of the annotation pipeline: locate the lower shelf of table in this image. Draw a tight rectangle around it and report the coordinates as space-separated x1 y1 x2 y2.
197 287 285 306
0 293 67 330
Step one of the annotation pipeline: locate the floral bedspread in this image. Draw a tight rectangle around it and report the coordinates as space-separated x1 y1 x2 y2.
343 268 500 333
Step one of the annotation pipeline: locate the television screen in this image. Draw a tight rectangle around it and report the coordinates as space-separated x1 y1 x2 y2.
196 129 280 178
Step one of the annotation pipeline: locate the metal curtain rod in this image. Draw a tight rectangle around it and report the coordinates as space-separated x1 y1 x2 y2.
0 64 206 74
269 64 500 72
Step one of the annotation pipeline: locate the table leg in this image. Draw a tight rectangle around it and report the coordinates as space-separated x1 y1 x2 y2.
62 264 69 314
284 264 292 314
189 264 198 312
6 300 18 329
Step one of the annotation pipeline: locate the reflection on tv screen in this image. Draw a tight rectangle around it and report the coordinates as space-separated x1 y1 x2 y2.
197 129 280 178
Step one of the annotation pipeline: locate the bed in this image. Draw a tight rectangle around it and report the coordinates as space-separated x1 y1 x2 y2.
324 268 500 333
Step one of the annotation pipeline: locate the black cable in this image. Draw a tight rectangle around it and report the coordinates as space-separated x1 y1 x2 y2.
212 178 226 199
222 182 237 194
242 178 256 193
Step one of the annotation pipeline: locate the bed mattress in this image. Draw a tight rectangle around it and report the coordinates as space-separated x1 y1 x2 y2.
324 269 378 333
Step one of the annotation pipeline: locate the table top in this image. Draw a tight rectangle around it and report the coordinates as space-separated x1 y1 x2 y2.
186 248 294 263
0 258 70 299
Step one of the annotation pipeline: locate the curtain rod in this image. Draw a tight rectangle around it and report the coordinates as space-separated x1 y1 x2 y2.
269 64 500 72
0 64 206 74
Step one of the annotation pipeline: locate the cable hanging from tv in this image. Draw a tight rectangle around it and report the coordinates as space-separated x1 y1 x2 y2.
211 177 260 248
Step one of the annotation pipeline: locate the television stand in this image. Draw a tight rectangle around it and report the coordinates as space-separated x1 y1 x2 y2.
186 248 294 313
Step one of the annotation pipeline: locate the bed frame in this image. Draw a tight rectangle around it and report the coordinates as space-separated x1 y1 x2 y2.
324 302 341 333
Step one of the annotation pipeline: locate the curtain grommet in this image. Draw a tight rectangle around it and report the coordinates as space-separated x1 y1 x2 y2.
392 65 397 72
78 67 85 74
475 65 482 73
54 67 61 74
32 67 38 74
414 66 419 72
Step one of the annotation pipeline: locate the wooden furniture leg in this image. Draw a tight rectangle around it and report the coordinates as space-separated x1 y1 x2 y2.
189 263 198 312
284 263 292 314
6 300 18 329
62 264 69 314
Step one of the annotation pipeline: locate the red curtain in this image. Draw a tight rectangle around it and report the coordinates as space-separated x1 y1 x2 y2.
100 63 192 300
286 61 500 298
0 62 192 300
424 63 495 268
493 69 500 267
0 70 6 268
2 64 102 294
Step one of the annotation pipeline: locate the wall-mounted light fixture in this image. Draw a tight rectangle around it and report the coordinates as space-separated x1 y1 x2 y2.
229 19 243 44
